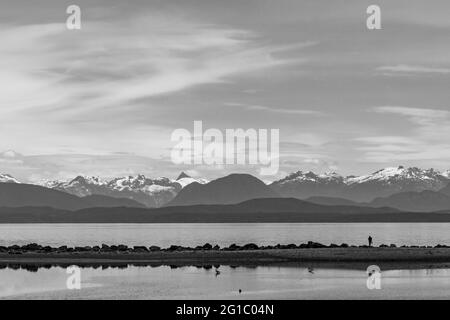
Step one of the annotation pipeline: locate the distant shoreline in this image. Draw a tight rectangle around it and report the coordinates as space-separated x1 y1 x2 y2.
1 209 450 223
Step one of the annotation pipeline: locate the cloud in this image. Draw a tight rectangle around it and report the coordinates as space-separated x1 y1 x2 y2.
0 17 296 116
377 64 450 75
373 106 450 129
224 102 323 116
356 106 450 165
0 151 181 183
0 10 304 160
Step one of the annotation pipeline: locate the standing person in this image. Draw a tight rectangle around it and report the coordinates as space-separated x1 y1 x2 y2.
368 236 373 247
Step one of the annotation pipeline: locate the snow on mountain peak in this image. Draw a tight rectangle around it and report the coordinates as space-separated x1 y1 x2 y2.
276 170 344 184
443 170 450 178
70 175 107 186
345 166 444 185
0 173 20 184
107 175 176 192
175 172 208 188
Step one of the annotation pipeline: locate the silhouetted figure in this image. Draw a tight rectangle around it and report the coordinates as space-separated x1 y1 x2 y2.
238 289 242 294
215 268 220 277
368 236 373 247
308 267 314 274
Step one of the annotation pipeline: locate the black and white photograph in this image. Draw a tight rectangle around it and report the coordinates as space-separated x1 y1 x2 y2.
1 0 450 306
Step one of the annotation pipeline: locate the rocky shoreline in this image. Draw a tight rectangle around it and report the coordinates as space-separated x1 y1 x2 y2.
1 242 450 270
2 241 449 254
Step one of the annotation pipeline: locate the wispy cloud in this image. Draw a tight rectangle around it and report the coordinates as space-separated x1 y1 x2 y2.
0 11 303 159
224 102 323 116
356 106 450 165
0 17 293 115
377 64 450 75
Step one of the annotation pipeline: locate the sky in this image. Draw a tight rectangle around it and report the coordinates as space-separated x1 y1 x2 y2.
1 0 450 183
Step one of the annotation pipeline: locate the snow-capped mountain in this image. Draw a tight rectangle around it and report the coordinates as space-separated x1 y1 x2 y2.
175 172 208 188
442 170 450 179
271 166 450 202
274 171 344 184
345 166 445 186
41 175 182 207
0 174 20 184
270 171 347 199
42 176 108 197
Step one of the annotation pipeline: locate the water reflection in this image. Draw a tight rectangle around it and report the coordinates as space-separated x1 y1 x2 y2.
1 263 450 300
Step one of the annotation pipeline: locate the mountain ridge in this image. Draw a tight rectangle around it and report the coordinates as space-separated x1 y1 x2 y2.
168 174 279 206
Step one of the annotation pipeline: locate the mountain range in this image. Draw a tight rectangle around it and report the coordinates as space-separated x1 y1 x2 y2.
1 166 450 215
270 166 450 202
40 172 207 207
0 198 422 224
0 183 144 210
168 174 278 206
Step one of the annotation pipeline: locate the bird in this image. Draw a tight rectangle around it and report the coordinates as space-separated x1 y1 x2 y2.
215 268 221 277
238 289 242 294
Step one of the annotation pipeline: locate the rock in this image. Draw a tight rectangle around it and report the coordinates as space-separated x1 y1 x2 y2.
117 245 128 251
329 243 339 248
22 243 42 251
133 246 149 252
306 241 326 248
389 244 397 248
213 245 220 250
58 246 68 251
149 246 161 251
227 244 240 251
379 244 388 248
202 243 213 250
168 245 181 251
242 243 259 250
340 243 349 248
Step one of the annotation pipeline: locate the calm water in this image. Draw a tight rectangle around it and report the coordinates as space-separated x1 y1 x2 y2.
1 223 450 299
1 265 450 300
0 223 449 247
